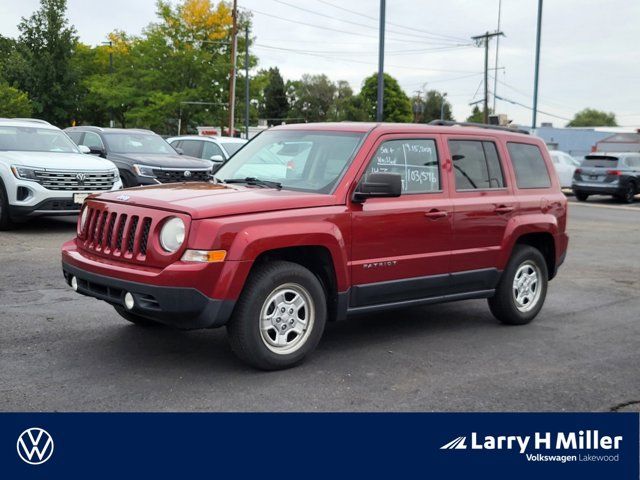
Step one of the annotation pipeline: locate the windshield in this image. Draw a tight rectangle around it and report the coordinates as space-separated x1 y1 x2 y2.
216 130 364 193
221 142 245 156
103 132 176 155
0 126 79 153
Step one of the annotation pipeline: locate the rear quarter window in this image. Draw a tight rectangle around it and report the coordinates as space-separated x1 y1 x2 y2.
507 142 552 189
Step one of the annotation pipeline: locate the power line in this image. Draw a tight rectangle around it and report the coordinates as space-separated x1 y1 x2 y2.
253 44 480 74
315 0 469 43
247 7 463 45
272 0 465 45
253 43 471 56
494 94 571 121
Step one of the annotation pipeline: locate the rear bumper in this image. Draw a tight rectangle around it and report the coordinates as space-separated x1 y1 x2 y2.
62 260 235 330
572 182 624 195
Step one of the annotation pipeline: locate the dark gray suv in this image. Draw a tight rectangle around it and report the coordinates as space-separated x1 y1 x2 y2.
572 152 640 203
65 127 213 188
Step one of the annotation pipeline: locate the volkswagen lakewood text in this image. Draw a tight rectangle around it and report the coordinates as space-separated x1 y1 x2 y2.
61 122 569 370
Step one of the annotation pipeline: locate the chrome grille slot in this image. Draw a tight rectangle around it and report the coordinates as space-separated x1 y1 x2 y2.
35 170 117 191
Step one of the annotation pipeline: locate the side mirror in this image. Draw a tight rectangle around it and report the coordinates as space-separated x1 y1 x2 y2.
210 154 225 163
353 172 402 202
85 146 106 157
78 145 91 154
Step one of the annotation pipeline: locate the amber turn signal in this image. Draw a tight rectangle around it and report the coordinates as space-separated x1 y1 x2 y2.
181 249 227 263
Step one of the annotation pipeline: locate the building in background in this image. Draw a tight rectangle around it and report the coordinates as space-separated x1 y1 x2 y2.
595 132 640 152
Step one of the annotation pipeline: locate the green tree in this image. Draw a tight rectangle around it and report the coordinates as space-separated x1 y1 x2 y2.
422 90 453 123
466 105 493 123
0 83 33 117
8 0 78 125
262 67 289 125
288 74 336 122
567 108 617 127
359 73 412 123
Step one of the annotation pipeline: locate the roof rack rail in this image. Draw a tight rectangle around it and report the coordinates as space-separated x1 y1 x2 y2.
1 118 52 125
428 119 529 135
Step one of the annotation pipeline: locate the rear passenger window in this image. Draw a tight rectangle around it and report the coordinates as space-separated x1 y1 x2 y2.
507 143 552 189
449 140 505 190
365 139 440 194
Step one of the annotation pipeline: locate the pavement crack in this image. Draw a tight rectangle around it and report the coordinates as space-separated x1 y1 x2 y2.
610 400 640 412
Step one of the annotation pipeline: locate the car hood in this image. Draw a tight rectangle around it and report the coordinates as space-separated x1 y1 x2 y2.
108 153 211 169
0 151 117 170
94 182 336 219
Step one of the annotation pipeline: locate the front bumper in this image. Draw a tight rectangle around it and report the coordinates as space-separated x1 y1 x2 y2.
62 261 235 329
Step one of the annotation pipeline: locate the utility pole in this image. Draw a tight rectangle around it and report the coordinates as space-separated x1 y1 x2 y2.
472 30 504 124
532 0 543 129
440 92 448 121
376 0 386 122
228 0 238 136
492 0 502 112
244 24 250 139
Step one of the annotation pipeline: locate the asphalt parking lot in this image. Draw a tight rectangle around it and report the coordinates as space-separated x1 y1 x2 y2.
1 197 639 412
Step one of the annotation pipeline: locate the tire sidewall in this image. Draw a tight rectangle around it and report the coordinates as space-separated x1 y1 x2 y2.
0 180 14 230
229 262 327 370
499 246 549 325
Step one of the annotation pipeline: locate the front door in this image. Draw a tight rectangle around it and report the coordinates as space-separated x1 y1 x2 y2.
350 134 452 308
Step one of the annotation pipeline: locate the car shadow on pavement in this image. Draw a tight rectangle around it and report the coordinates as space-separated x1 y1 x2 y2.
85 300 498 374
9 216 78 233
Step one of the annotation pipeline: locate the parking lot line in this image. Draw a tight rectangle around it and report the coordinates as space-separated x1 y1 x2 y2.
569 202 640 212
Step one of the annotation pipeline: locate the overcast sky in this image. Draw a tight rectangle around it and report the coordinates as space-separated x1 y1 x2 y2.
1 0 639 126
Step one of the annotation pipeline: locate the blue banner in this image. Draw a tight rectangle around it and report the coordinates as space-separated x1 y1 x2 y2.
1 413 637 479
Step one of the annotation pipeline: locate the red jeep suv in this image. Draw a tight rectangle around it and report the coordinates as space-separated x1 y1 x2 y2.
62 122 568 370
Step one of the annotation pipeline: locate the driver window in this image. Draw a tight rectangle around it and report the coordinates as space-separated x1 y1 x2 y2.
364 139 440 194
82 132 104 150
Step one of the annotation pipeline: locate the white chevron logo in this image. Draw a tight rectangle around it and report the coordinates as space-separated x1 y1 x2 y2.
440 436 468 449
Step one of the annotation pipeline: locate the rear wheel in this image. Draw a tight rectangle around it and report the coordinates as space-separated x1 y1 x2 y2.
616 182 636 204
227 261 327 370
574 191 589 202
488 245 548 325
0 182 15 231
113 306 158 327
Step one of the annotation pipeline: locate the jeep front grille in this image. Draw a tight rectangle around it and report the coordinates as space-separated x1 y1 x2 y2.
151 168 210 183
81 207 151 260
35 170 116 191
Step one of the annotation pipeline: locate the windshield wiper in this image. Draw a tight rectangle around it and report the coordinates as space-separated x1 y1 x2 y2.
224 177 282 190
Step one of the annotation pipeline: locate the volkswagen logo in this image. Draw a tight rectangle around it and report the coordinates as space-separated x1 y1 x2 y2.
17 428 54 465
184 170 192 178
76 172 87 184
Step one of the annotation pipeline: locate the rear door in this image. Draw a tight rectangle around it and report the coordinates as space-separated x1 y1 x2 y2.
445 135 515 283
350 134 452 307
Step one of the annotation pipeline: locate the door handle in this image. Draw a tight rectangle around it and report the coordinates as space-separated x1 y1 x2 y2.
494 205 515 214
424 209 448 220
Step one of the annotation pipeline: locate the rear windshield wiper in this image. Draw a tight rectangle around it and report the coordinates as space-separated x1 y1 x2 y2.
224 177 282 190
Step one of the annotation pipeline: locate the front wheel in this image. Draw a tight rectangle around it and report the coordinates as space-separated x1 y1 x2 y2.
0 182 16 231
227 261 327 370
616 183 636 204
488 245 548 325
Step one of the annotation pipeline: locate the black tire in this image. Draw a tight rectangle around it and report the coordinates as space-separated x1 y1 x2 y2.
616 182 636 204
227 261 327 370
113 306 159 327
488 245 548 325
0 181 16 231
574 191 589 202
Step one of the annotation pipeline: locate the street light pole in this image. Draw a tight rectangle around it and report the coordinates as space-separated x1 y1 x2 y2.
376 0 386 122
532 0 543 129
440 92 448 120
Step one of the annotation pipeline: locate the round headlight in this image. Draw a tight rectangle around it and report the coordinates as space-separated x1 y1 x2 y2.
78 207 89 236
159 217 185 253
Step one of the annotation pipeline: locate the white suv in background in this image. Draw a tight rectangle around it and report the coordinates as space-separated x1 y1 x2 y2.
0 118 123 230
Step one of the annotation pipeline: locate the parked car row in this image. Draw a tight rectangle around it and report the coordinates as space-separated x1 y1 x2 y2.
0 118 247 230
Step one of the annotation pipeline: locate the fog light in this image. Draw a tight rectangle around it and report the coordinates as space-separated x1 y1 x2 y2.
70 276 78 291
124 292 135 310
